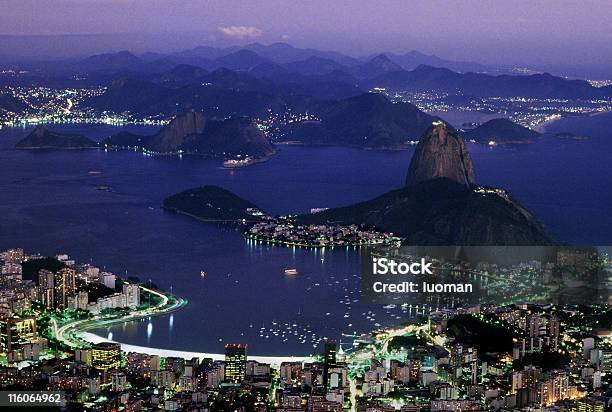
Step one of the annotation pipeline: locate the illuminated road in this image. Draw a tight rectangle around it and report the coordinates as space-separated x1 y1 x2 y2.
345 323 428 410
54 283 184 350
63 97 73 115
80 331 306 365
53 283 307 365
54 283 429 372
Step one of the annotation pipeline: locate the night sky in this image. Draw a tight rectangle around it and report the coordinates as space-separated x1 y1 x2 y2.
2 0 611 74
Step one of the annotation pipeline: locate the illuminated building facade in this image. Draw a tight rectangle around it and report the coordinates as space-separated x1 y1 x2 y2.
54 268 76 309
224 344 247 383
0 316 37 353
91 342 121 371
323 342 337 390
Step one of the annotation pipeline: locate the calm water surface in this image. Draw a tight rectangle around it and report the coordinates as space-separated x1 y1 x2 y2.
0 114 610 355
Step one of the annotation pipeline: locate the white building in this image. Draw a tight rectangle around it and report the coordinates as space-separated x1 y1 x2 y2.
122 284 140 308
100 272 116 289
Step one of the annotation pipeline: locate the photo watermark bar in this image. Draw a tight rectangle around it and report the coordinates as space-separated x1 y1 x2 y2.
360 246 612 306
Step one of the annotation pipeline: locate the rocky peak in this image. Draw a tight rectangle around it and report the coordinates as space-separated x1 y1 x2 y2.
148 110 206 152
367 54 402 71
406 121 475 186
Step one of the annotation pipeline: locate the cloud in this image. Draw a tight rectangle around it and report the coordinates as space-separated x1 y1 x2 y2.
218 25 263 39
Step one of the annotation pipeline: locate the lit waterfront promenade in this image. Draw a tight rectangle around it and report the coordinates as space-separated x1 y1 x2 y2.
55 283 308 365
81 332 307 365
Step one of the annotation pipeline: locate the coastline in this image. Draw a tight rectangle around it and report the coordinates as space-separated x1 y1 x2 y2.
538 109 612 133
162 208 260 223
54 283 186 350
55 282 308 364
80 332 307 365
274 140 415 151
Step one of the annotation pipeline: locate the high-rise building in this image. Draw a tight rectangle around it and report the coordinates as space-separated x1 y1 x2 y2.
99 272 116 290
122 283 140 308
323 342 337 390
110 371 127 391
601 349 612 373
38 269 55 309
0 316 37 353
224 344 247 383
538 371 569 406
527 315 542 337
75 348 92 365
577 398 605 412
583 337 595 359
0 249 24 263
54 268 76 309
512 365 541 394
592 370 601 389
91 342 121 371
547 316 560 350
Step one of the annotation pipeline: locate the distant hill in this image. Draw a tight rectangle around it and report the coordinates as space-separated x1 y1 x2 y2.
174 42 494 74
79 50 144 72
463 118 541 144
86 77 287 117
152 64 209 86
163 185 264 222
280 93 437 148
16 126 97 149
283 56 349 76
21 257 67 281
369 65 607 99
214 49 270 71
62 43 516 83
87 78 172 113
376 50 489 73
104 110 275 159
355 54 404 78
84 57 612 120
240 42 362 66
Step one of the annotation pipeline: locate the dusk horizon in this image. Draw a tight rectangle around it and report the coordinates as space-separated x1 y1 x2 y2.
2 0 612 78
0 2 611 411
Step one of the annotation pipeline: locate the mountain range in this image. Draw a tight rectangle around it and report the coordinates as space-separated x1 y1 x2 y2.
87 73 555 150
367 65 607 99
82 52 611 124
72 42 497 77
6 41 611 99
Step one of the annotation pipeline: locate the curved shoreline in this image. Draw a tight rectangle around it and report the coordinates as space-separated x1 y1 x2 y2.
54 283 308 365
80 332 307 365
54 283 186 349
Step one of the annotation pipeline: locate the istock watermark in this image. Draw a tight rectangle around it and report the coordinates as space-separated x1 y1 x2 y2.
372 257 433 275
360 246 612 306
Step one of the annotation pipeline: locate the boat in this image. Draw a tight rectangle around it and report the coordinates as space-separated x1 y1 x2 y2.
284 268 298 276
223 157 253 168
